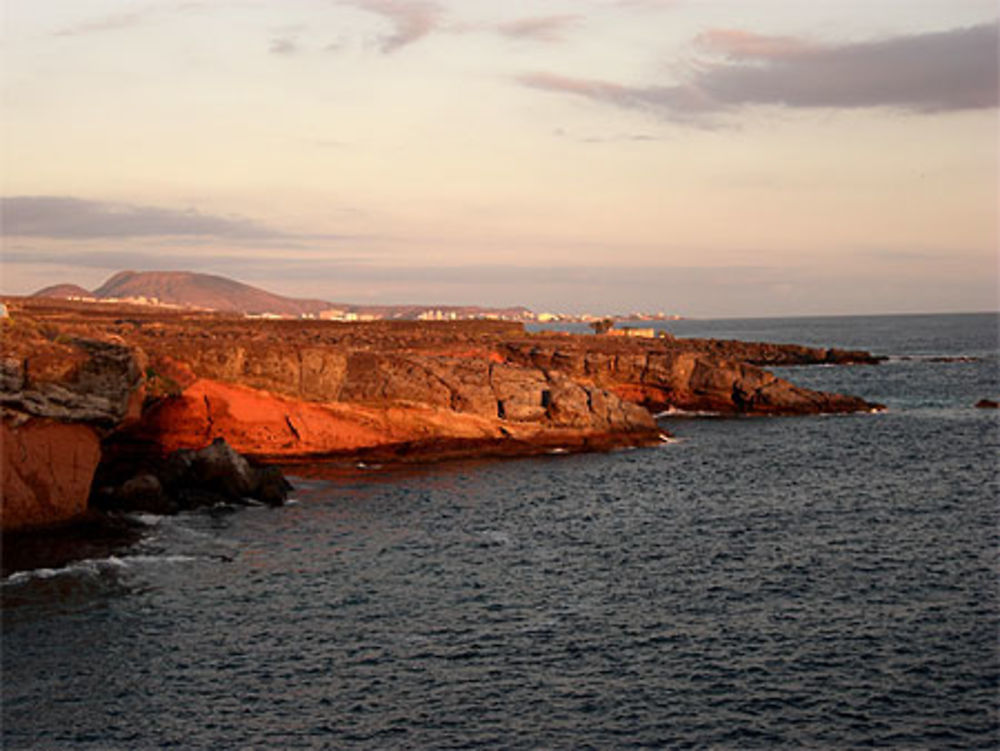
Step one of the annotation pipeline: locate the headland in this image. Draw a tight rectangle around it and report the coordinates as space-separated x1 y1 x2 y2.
1 296 882 535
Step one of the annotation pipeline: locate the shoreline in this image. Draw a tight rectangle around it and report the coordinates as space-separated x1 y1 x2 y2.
1 297 883 540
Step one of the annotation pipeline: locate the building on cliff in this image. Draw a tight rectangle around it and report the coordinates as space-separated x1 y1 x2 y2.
607 327 657 339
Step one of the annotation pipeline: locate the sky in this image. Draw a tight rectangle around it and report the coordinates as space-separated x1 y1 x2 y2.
1 0 998 317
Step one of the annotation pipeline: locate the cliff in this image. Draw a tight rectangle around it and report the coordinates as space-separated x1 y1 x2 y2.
1 324 144 531
1 298 882 531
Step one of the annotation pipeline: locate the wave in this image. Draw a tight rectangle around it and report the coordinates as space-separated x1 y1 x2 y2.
2 553 200 587
884 354 982 364
655 407 724 418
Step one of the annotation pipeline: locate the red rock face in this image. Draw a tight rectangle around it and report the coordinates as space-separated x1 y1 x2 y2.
127 377 652 462
1 419 102 532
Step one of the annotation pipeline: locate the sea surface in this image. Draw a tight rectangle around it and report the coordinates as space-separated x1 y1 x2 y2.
3 312 998 749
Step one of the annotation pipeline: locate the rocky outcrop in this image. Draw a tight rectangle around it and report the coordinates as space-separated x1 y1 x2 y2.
662 338 885 366
93 438 292 515
122 374 658 462
500 340 879 415
1 330 145 531
1 339 144 427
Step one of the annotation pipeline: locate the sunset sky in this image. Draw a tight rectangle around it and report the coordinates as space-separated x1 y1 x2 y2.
2 0 997 317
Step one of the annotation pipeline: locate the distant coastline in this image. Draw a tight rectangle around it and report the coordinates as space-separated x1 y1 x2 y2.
27 269 683 325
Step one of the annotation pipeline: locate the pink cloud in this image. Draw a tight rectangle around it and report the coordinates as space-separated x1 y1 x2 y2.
345 0 443 53
498 15 581 42
695 29 821 60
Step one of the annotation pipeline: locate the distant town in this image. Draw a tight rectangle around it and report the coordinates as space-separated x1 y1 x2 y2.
50 293 683 325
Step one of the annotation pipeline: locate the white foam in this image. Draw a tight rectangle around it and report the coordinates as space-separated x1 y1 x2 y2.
112 554 199 566
481 530 512 546
655 407 723 418
2 553 199 586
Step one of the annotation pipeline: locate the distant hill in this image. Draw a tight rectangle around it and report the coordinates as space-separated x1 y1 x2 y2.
89 270 334 316
31 283 93 300
29 270 537 321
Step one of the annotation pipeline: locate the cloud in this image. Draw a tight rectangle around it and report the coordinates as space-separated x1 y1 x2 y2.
695 29 820 60
269 37 299 55
612 0 678 8
497 15 581 43
52 2 211 37
344 0 443 53
54 9 153 36
553 127 660 144
0 247 372 275
518 23 999 122
518 72 715 123
1 196 290 240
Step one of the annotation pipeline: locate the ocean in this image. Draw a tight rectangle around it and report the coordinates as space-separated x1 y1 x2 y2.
3 312 998 749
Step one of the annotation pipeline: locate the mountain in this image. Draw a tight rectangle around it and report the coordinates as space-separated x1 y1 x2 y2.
31 283 94 300
88 270 335 316
29 270 536 320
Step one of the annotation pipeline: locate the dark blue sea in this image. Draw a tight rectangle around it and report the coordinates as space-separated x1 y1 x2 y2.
3 313 998 749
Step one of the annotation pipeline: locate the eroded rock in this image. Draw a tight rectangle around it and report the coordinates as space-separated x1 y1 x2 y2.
95 438 293 514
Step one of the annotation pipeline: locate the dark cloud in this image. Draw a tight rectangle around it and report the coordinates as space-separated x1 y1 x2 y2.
344 0 443 53
519 23 999 122
2 196 289 240
0 247 370 276
498 15 581 43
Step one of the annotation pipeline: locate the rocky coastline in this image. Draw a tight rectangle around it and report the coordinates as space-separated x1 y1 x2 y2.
1 297 884 546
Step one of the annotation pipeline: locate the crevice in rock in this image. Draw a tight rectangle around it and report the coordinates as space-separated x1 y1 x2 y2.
284 415 302 442
203 394 214 438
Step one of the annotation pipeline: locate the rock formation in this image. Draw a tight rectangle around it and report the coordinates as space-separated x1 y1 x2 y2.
499 338 877 415
93 437 292 515
1 297 884 532
1 327 144 531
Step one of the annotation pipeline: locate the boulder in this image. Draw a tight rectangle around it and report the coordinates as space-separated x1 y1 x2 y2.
116 473 176 515
168 438 292 507
95 438 293 514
